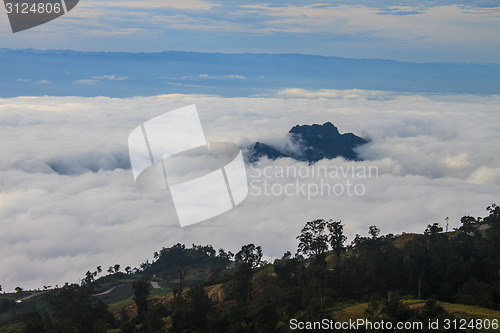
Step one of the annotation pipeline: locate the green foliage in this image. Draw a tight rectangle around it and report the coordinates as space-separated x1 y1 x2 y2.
231 244 263 304
144 244 231 281
297 219 347 267
382 290 412 321
146 302 167 333
3 204 499 332
455 278 495 308
234 244 262 269
0 322 24 333
368 225 380 238
22 312 49 333
421 298 446 320
424 223 444 236
132 280 150 324
327 220 347 264
296 219 329 258
0 299 15 313
170 284 216 333
34 284 115 333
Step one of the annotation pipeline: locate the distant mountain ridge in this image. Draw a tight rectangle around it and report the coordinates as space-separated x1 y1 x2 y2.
1 48 500 97
248 122 368 163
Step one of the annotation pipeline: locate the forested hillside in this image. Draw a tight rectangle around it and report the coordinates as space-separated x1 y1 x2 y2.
1 204 499 332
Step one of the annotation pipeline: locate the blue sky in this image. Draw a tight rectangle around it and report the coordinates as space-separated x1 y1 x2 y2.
1 0 499 62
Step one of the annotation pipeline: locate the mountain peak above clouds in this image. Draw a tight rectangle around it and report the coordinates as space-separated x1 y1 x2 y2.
247 122 368 163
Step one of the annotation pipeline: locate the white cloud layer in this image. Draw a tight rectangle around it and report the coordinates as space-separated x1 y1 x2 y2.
0 92 499 291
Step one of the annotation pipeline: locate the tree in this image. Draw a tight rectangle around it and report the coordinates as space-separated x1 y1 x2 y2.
421 298 446 320
455 278 495 308
113 264 121 273
459 216 477 233
140 260 151 271
297 219 329 259
172 269 187 309
232 244 263 303
424 223 443 236
274 251 299 289
82 271 94 286
132 280 150 324
46 284 114 332
147 302 167 333
403 236 429 299
382 291 412 321
235 243 263 269
327 220 346 265
369 225 380 238
185 285 213 330
23 311 50 333
218 248 234 261
485 204 500 224
125 266 132 275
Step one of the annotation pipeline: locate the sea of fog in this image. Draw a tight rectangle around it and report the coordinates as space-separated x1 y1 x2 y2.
0 91 499 291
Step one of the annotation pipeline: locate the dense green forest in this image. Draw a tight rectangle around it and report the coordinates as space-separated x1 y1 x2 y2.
1 204 499 332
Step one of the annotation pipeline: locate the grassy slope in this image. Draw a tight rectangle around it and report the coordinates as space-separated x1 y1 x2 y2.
0 322 23 333
3 232 499 331
334 301 500 321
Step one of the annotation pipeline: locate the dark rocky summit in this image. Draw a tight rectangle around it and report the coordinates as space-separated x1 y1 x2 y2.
247 122 368 163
